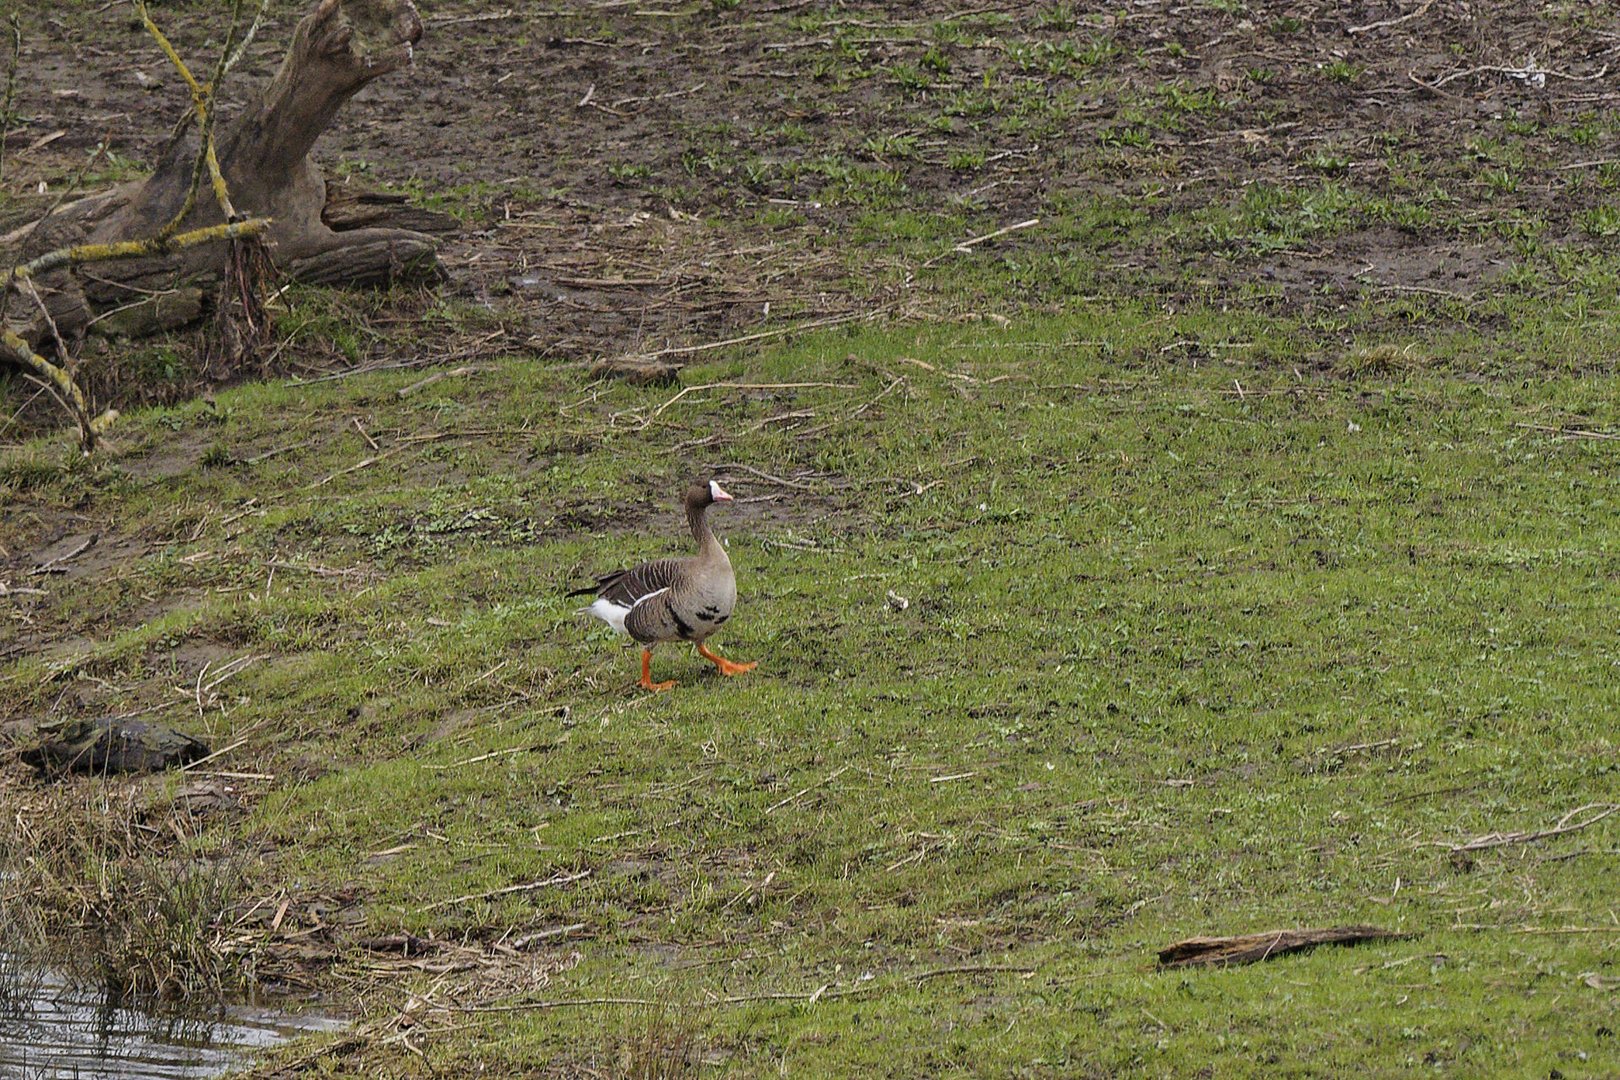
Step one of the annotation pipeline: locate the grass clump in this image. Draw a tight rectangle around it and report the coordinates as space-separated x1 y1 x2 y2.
1334 342 1431 375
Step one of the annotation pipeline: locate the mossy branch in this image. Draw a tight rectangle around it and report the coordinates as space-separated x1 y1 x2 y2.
12 217 273 281
3 217 268 451
223 0 274 79
0 329 118 452
0 14 21 185
134 0 240 226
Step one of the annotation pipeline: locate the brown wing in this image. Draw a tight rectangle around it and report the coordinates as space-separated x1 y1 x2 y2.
624 587 684 644
586 558 685 608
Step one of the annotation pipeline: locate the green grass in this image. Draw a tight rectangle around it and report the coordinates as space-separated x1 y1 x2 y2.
4 306 1618 1075
6 2 1620 1071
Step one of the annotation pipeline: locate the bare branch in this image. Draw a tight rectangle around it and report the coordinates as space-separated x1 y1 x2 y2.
223 0 275 77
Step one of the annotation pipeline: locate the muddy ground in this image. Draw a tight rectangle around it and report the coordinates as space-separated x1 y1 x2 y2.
3 0 1614 390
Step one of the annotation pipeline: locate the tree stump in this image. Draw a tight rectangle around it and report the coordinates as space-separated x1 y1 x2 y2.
0 0 451 365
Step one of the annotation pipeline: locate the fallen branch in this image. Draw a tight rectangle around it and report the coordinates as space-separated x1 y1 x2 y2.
1448 803 1618 853
1515 422 1620 442
1346 0 1434 35
417 869 591 912
1158 926 1411 968
13 217 272 282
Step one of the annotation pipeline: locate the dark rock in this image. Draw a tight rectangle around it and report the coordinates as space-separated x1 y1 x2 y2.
19 717 210 776
356 933 435 956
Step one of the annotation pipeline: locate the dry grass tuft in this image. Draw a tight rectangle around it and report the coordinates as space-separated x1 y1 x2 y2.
0 772 255 1002
1335 341 1431 375
618 1006 705 1080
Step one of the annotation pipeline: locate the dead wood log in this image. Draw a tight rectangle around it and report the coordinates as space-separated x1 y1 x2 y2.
322 188 461 237
1157 925 1412 968
1 0 441 357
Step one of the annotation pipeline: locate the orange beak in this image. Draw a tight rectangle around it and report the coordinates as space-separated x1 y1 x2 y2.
712 482 734 502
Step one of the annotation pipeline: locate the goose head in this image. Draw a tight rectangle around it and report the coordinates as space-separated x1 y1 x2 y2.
687 478 735 508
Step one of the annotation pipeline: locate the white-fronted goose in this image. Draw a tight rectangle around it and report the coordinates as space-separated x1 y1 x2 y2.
568 479 758 691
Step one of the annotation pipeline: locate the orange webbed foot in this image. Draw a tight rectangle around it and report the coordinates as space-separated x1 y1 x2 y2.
638 649 677 692
698 643 757 678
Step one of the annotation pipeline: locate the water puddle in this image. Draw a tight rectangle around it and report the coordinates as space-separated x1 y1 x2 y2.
0 958 343 1079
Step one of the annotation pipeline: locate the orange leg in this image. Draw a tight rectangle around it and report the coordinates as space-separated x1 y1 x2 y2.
639 649 676 692
698 641 757 677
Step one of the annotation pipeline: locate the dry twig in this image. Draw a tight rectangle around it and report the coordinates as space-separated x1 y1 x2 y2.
624 311 874 363
421 746 532 772
710 463 821 491
765 763 853 814
631 381 855 430
396 365 480 398
1515 422 1620 442
922 217 1039 268
913 964 1036 983
418 869 591 912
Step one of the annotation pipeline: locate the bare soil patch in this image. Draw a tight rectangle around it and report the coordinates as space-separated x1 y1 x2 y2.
5 0 1609 389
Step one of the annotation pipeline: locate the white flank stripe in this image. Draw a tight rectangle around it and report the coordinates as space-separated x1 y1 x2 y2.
628 587 670 613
